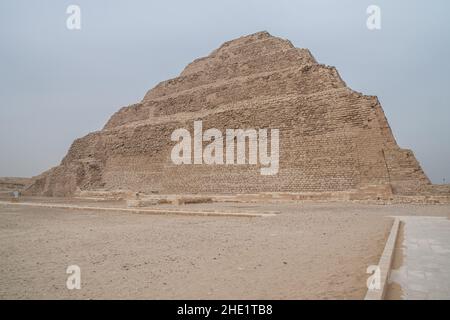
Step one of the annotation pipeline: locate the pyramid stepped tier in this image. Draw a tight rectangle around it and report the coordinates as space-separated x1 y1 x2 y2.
26 31 434 198
105 64 345 129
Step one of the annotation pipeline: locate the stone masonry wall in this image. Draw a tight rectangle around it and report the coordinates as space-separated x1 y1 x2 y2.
26 31 432 197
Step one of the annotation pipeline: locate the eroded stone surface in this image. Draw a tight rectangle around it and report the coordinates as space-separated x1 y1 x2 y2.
25 31 436 197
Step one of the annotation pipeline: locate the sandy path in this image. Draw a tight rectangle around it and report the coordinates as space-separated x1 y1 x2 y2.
1 201 431 299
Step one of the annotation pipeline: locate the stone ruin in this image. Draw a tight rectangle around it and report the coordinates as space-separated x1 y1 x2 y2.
25 32 449 202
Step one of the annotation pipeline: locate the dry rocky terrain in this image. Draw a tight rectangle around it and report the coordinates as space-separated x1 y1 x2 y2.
1 199 448 299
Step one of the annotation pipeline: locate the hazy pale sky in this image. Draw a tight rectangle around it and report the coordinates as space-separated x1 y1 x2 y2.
0 0 449 183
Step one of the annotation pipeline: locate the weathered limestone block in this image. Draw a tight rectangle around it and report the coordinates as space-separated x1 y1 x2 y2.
26 31 433 198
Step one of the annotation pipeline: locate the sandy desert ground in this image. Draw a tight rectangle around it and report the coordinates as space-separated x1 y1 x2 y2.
1 199 449 299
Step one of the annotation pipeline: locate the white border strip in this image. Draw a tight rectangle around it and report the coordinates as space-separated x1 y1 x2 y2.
365 218 401 300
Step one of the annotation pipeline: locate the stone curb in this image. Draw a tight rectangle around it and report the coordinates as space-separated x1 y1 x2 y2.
0 201 277 218
364 218 401 300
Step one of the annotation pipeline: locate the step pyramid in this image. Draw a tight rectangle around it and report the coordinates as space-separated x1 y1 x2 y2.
27 31 431 197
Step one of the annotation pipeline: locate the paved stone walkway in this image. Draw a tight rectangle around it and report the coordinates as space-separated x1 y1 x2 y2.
389 216 450 300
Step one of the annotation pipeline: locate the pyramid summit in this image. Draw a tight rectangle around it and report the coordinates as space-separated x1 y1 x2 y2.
27 31 436 199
